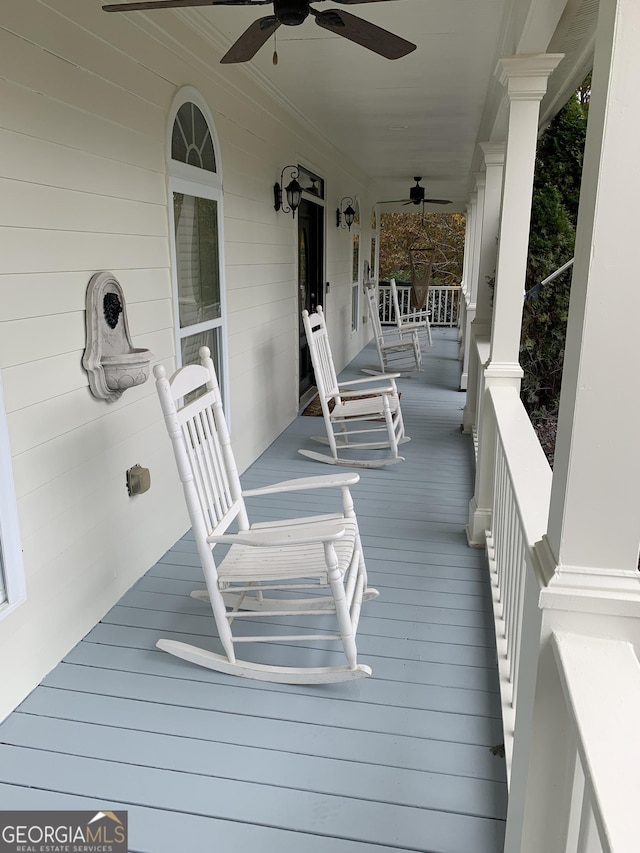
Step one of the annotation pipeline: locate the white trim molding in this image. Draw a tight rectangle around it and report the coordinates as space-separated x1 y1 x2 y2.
0 368 26 620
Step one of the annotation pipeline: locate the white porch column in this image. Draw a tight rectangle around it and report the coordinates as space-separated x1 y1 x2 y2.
460 180 484 390
505 3 640 850
475 144 505 330
544 31 640 585
462 144 504 434
487 54 563 376
457 193 477 351
467 54 562 546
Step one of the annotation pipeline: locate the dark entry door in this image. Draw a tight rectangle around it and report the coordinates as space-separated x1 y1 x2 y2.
298 198 325 400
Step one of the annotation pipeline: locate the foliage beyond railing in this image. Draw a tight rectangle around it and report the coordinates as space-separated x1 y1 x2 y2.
378 281 460 327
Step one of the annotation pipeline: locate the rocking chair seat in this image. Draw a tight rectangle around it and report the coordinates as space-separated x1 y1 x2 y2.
213 515 359 584
332 392 400 420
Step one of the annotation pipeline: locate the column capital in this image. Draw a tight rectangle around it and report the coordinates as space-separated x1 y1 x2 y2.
496 54 564 100
479 141 506 167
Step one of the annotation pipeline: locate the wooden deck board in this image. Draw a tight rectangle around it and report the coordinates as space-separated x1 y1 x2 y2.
0 329 507 852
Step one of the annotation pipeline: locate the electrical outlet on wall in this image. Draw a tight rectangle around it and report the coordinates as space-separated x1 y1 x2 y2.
126 464 150 497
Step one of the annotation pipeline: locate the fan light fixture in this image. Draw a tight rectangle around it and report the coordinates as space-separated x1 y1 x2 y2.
102 2 417 66
274 165 302 219
336 197 356 231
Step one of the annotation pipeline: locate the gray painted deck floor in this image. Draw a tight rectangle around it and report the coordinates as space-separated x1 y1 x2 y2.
0 329 506 853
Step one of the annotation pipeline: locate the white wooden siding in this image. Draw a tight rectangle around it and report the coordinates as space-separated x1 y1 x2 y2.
0 0 382 720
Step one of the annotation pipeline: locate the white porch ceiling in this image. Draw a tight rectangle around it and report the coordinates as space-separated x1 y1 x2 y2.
159 0 596 209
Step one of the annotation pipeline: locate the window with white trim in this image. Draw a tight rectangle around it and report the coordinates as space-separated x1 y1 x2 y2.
0 369 26 620
168 90 227 404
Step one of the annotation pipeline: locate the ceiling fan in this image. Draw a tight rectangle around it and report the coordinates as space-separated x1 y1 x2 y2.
386 177 452 207
102 0 417 64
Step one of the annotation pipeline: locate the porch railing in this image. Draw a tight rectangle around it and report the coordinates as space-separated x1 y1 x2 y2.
378 281 461 327
484 385 552 780
482 380 639 852
550 632 640 853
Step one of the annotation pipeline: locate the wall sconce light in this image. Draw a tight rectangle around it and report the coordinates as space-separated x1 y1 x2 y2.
336 197 356 231
274 165 303 219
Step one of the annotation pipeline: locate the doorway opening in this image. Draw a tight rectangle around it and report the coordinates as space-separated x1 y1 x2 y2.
298 197 325 404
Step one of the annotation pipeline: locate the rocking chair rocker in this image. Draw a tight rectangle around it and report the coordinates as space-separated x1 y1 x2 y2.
363 282 422 376
154 347 378 683
300 306 409 468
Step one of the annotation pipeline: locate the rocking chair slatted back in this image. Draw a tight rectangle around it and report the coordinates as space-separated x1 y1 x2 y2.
364 282 386 346
157 352 247 547
303 307 340 401
182 404 236 534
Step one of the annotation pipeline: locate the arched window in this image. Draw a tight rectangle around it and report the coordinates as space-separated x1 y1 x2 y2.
167 88 227 404
171 102 217 172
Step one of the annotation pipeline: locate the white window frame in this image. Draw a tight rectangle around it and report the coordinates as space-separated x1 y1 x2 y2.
166 88 229 411
0 369 26 621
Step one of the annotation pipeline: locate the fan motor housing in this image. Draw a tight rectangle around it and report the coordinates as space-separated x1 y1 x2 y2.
275 0 310 26
409 178 425 203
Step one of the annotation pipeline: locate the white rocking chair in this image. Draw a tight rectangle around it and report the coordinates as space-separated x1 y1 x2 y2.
364 282 422 376
154 347 378 684
390 277 433 348
300 306 409 468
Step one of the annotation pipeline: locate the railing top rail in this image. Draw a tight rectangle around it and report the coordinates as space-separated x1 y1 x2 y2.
552 632 640 853
380 282 461 290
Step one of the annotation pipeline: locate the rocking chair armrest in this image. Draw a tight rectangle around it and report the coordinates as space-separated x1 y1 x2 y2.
339 374 401 385
338 373 402 397
339 386 396 398
207 519 346 548
398 317 428 328
241 472 359 497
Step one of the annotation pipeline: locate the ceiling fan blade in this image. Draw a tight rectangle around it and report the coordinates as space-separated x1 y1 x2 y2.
220 16 280 63
103 0 269 12
426 199 453 205
331 0 402 4
312 9 416 59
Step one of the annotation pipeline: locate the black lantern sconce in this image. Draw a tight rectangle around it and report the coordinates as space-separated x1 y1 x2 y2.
336 197 356 231
274 165 303 219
